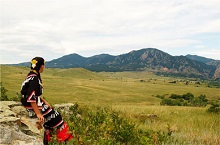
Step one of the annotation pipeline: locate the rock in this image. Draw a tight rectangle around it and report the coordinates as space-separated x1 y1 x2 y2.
53 103 75 115
1 125 36 143
1 109 16 117
0 116 20 124
146 114 158 118
0 103 10 110
11 140 43 145
53 103 75 110
0 101 21 108
20 117 41 135
0 101 20 125
0 101 43 145
170 124 178 132
140 114 158 119
0 101 75 145
11 106 27 116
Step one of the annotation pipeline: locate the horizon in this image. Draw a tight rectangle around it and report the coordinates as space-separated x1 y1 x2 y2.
1 0 220 64
1 48 219 65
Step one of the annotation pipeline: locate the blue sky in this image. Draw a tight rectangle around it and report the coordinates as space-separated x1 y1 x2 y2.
1 0 220 64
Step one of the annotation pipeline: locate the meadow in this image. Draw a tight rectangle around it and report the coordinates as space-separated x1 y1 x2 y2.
1 65 220 144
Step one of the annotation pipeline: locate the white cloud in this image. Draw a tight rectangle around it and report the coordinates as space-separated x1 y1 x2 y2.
1 0 220 63
196 49 220 60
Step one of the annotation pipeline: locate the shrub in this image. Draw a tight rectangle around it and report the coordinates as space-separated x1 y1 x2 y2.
190 95 208 107
0 82 9 101
169 94 182 100
67 106 140 144
160 98 182 106
9 93 23 101
155 95 164 99
0 82 22 101
160 93 208 107
207 102 220 113
52 104 174 145
182 93 194 100
207 80 220 88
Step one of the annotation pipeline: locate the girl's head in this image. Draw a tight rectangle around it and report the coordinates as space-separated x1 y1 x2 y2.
31 57 45 73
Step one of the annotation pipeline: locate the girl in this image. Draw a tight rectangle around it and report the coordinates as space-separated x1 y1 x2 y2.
20 57 73 145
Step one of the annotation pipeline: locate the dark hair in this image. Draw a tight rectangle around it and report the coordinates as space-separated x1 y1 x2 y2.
31 57 45 72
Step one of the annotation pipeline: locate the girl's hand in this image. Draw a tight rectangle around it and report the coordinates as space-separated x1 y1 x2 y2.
30 102 44 123
36 120 43 129
36 113 44 123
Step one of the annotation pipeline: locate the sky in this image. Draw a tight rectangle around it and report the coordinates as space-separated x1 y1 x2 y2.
1 0 220 64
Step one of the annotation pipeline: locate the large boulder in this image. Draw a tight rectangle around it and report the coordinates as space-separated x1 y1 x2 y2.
0 101 43 145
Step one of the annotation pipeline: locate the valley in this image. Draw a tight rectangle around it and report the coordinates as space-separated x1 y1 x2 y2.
1 65 220 144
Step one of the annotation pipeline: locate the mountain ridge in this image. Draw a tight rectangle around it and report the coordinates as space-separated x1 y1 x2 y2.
186 54 220 66
10 48 220 79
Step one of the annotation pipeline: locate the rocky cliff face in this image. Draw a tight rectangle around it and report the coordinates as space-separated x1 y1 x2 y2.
213 64 220 79
0 101 43 145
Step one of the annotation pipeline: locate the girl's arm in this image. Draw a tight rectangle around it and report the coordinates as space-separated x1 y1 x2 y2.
31 102 44 123
40 96 51 108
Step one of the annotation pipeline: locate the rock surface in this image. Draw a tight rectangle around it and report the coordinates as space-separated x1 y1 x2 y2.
0 101 76 145
0 101 43 145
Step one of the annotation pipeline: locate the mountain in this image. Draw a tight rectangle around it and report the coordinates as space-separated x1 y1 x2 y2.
185 54 220 79
186 54 220 66
12 48 219 79
46 53 87 68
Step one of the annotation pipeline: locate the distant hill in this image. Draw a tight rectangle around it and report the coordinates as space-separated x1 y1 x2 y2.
12 48 219 79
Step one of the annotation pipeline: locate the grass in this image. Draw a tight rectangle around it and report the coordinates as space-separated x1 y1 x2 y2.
1 65 220 144
113 105 220 144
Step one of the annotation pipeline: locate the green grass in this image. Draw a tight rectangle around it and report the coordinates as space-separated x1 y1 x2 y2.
1 65 220 144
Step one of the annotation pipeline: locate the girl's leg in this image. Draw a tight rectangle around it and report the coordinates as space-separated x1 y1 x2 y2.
42 105 73 143
56 122 73 143
43 128 53 145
